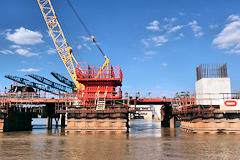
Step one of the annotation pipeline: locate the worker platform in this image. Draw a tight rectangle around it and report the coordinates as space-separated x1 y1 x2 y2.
170 64 240 134
0 90 173 133
0 87 130 133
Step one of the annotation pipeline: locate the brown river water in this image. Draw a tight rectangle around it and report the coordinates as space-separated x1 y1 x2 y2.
0 119 240 160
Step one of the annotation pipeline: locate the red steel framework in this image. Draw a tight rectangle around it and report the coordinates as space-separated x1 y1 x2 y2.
75 64 123 107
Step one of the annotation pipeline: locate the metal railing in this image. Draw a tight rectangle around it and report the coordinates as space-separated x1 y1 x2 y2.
171 92 240 112
124 91 177 99
76 65 122 80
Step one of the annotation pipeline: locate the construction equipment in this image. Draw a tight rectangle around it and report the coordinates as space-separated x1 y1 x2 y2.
37 0 123 106
37 0 83 90
9 85 35 93
51 72 76 89
65 0 110 79
27 74 72 93
5 75 59 94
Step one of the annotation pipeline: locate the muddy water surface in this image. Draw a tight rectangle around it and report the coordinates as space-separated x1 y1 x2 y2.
0 119 239 160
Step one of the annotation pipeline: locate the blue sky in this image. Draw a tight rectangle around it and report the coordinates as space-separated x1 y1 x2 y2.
1 0 240 93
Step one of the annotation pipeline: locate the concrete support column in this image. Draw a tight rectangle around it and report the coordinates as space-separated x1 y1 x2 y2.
170 116 176 128
47 116 52 129
61 114 65 128
0 119 4 132
134 99 137 111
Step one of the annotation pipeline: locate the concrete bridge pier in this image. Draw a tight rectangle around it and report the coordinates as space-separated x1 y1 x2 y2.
0 119 3 132
161 103 172 127
47 116 52 129
46 103 55 129
170 116 177 128
60 114 65 128
3 108 32 132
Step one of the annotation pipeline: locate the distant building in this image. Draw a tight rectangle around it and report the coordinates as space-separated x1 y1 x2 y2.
130 105 162 120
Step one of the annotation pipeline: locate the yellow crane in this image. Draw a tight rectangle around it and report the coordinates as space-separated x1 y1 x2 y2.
37 0 109 90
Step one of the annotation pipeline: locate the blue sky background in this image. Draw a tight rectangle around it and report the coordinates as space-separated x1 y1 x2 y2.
1 0 240 93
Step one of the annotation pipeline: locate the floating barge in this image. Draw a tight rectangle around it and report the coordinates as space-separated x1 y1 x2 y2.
171 64 240 134
0 89 129 133
60 65 129 133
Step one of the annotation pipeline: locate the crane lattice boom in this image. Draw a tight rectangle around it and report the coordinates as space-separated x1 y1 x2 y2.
51 72 76 88
27 74 72 92
5 75 58 94
37 0 84 90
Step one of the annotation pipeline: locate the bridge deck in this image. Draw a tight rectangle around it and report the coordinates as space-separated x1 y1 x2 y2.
0 98 76 103
0 98 172 104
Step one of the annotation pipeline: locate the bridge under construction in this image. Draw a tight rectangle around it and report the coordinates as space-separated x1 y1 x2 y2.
2 63 240 134
1 0 240 134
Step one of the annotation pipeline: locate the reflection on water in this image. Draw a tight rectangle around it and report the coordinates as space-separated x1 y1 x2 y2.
0 119 240 160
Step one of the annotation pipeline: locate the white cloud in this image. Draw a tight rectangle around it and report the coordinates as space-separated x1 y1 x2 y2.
212 14 240 54
141 36 168 47
143 56 153 60
77 44 82 49
161 63 168 67
15 48 38 57
168 25 183 33
144 51 156 55
151 35 168 46
77 43 91 50
164 17 177 22
141 17 186 47
0 50 14 55
10 45 21 48
209 24 218 29
188 20 204 37
1 45 39 57
47 48 56 55
163 23 171 30
228 14 240 21
146 20 160 31
83 43 91 50
175 33 184 40
133 56 152 61
227 48 240 54
46 30 51 37
178 12 185 16
141 39 150 47
17 68 40 72
0 29 11 36
81 36 91 42
133 57 138 60
6 27 43 45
